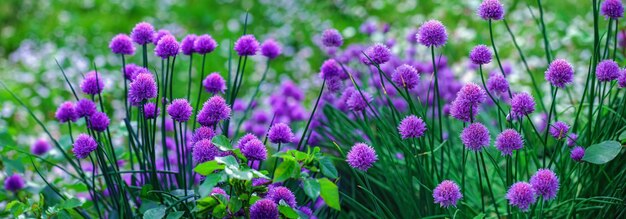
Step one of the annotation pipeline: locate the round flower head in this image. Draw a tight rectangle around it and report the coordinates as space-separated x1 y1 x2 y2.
320 59 341 80
487 73 509 95
153 29 171 45
129 73 157 105
180 34 197 55
167 99 192 122
363 43 391 65
87 112 110 132
433 180 463 208
346 143 378 171
450 99 479 122
261 39 282 59
392 64 420 89
461 123 490 151
194 34 218 54
192 127 216 144
242 138 267 161
192 139 219 164
510 92 536 119
549 121 569 140
143 102 160 119
4 174 25 192
601 0 624 19
545 59 574 88
469 45 492 65
459 82 487 105
477 0 505 20
237 133 257 149
130 22 155 45
155 35 179 59
31 138 50 155
567 133 578 147
109 34 135 55
234 34 260 56
123 64 143 81
75 99 97 118
197 96 231 126
571 146 585 162
250 199 279 219
417 20 448 47
398 115 427 139
618 69 626 88
495 129 524 156
360 21 377 35
268 123 295 144
55 101 78 123
268 186 297 207
202 73 226 94
73 134 98 159
596 59 620 82
506 182 536 212
347 91 372 112
322 28 343 47
530 169 559 200
81 71 105 95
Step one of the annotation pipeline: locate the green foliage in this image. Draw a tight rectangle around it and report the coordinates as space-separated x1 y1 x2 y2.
583 141 623 164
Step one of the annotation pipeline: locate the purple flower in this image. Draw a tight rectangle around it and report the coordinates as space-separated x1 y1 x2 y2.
180 34 197 55
31 139 50 155
322 29 343 47
129 73 157 105
487 74 509 95
417 20 447 47
469 45 492 65
268 123 294 144
601 0 624 19
143 102 160 119
123 64 145 81
545 59 574 88
153 29 171 45
618 69 626 88
363 43 391 65
4 174 25 192
458 82 487 105
250 199 279 219
398 115 427 139
109 34 135 55
192 139 219 164
242 138 267 161
55 101 78 123
202 73 226 94
210 187 229 199
80 71 104 95
461 123 490 151
234 34 259 56
192 127 216 145
406 29 419 44
87 112 110 132
506 182 536 212
347 91 372 112
197 96 231 126
596 59 620 82
567 133 578 147
477 0 505 20
194 34 218 54
167 99 192 122
495 129 523 156
320 59 341 80
73 134 98 159
530 169 559 200
549 121 569 140
571 146 585 162
268 186 297 207
261 39 282 59
450 99 479 122
510 92 536 119
155 35 179 59
346 143 378 171
360 21 377 35
392 64 420 89
237 133 257 149
130 22 155 45
75 99 97 118
433 180 463 208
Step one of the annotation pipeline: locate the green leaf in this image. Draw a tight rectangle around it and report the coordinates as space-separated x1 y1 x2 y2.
224 166 253 180
199 173 225 197
215 155 239 168
228 197 243 213
166 211 185 219
302 178 321 199
278 205 300 219
194 160 225 176
58 198 82 209
6 200 26 217
273 158 299 182
472 213 486 219
319 178 341 211
212 204 227 218
620 131 626 142
143 206 166 219
212 135 233 151
318 156 338 178
583 140 623 164
288 150 309 161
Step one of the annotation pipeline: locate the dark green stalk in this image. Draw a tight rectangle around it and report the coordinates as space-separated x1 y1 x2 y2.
234 60 271 138
481 153 501 219
536 0 553 64
489 19 513 99
542 88 559 167
271 143 282 177
475 151 485 213
296 79 326 151
192 54 207 131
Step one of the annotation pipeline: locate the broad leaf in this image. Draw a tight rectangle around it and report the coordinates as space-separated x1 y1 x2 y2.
278 205 300 219
302 178 321 199
212 135 233 151
273 158 299 182
58 198 82 209
166 211 184 219
318 156 338 178
199 173 224 197
224 166 253 180
215 156 239 168
194 160 224 176
583 140 623 164
319 178 340 210
143 206 166 219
